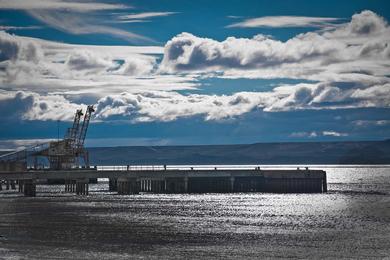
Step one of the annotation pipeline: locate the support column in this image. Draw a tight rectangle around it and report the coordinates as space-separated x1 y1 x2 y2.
184 177 188 193
230 177 235 193
117 177 139 195
322 172 327 193
65 179 69 192
0 181 2 191
109 178 117 191
24 179 36 197
76 179 89 195
6 180 10 190
18 180 24 193
10 180 16 190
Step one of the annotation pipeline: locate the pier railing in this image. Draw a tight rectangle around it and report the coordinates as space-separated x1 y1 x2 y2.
96 165 313 171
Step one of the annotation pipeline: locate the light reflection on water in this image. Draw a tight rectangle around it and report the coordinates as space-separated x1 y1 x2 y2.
0 167 389 259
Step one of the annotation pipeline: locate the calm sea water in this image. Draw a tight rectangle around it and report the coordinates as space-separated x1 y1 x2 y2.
0 166 389 259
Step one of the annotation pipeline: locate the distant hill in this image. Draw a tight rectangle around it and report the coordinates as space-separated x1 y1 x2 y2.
87 140 390 165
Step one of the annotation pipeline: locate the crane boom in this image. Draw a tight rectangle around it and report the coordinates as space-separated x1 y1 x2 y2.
77 105 94 148
66 109 83 148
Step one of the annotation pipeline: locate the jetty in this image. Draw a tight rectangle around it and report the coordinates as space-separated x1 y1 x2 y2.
0 165 327 196
0 106 327 197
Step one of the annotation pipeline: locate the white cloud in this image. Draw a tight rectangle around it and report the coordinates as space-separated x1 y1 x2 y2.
0 0 156 42
290 131 348 138
114 56 156 76
322 131 348 137
0 138 56 151
0 81 388 123
0 10 389 124
0 0 127 12
227 15 341 28
353 120 390 127
333 10 388 36
0 25 42 31
161 10 390 84
93 81 390 122
28 10 152 43
118 12 177 20
0 90 84 121
114 19 151 24
0 30 43 62
94 91 272 122
65 50 116 71
351 83 390 107
290 132 318 138
0 30 193 95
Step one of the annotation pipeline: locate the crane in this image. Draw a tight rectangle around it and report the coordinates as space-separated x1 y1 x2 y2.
0 105 95 170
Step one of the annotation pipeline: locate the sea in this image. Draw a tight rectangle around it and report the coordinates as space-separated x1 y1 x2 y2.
0 166 389 259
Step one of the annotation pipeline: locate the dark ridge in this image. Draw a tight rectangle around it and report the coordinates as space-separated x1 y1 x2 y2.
87 140 390 165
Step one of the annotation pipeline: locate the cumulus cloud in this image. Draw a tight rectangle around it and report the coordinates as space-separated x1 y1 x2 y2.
0 31 43 62
94 91 274 122
227 15 341 28
114 55 156 76
65 50 117 72
336 10 388 36
267 82 390 112
160 10 390 84
0 91 83 121
0 30 171 91
0 81 388 123
93 80 390 122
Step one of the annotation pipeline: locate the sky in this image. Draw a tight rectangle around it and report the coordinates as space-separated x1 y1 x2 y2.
0 0 389 149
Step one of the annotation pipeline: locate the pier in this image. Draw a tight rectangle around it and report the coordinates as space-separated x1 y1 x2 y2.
0 166 327 196
0 107 327 197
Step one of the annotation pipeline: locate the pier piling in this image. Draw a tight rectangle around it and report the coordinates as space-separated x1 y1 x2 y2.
23 179 36 197
18 180 24 193
109 178 117 191
76 179 89 195
10 180 16 190
117 177 139 195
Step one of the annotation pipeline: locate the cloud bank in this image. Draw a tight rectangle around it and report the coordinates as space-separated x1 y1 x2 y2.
161 11 389 83
0 10 389 124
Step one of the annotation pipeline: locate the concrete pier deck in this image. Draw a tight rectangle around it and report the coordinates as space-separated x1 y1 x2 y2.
0 166 327 196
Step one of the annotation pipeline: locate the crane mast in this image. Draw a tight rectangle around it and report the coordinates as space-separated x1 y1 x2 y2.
77 105 94 149
66 109 83 148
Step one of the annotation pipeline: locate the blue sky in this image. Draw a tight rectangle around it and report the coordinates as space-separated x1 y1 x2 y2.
0 0 389 149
